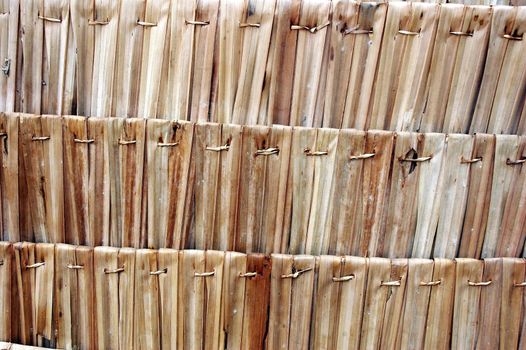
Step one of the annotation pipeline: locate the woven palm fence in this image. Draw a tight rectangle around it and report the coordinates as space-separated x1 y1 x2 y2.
0 1 524 132
1 242 526 349
0 113 525 259
1 0 526 349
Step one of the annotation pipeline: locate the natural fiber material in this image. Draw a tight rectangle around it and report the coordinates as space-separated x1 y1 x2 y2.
2 1 526 134
2 242 526 349
2 113 526 258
